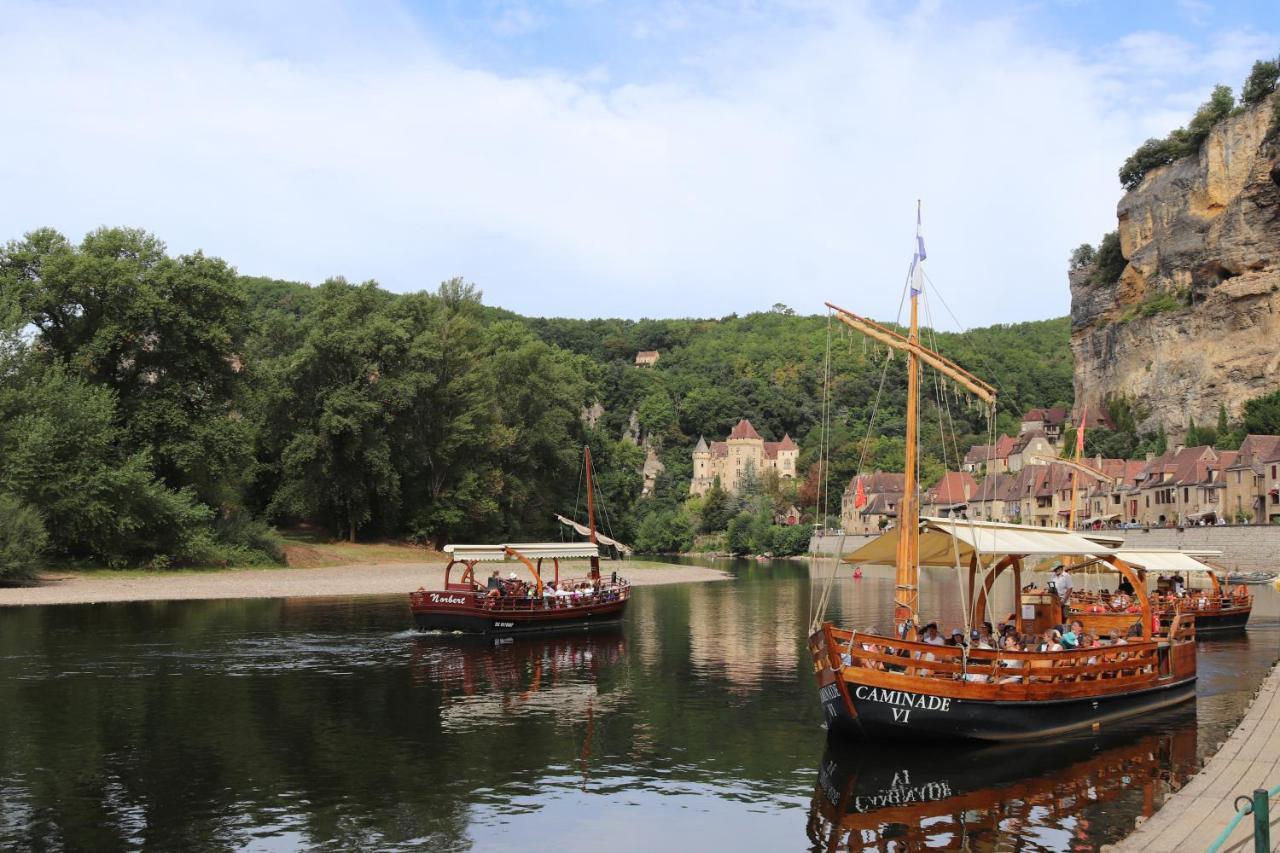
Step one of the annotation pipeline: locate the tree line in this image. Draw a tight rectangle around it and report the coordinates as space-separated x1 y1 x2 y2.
0 227 1077 577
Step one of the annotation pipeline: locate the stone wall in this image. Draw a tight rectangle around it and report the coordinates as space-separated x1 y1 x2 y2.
811 526 1280 572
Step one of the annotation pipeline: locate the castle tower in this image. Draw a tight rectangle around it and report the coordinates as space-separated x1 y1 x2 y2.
690 436 712 496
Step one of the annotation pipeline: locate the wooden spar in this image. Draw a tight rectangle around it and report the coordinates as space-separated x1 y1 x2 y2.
585 445 601 580
895 268 921 637
824 302 997 405
1067 410 1086 532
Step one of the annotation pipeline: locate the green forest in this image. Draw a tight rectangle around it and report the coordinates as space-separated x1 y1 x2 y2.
0 227 1077 578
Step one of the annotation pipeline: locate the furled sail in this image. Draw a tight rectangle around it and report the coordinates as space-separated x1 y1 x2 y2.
555 514 632 554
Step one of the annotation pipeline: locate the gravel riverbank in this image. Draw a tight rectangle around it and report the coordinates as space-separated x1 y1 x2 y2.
0 561 730 607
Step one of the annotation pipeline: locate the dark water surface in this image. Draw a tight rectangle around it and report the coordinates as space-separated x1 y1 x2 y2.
1 559 1277 851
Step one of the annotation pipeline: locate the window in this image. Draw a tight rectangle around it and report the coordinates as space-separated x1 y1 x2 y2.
1183 487 1189 503
1112 494 1120 504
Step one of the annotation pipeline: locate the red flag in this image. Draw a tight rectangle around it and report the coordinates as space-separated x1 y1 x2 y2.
1075 407 1087 455
854 477 867 509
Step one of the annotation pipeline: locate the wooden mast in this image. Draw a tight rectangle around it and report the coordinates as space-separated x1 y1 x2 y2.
896 216 921 638
585 445 601 580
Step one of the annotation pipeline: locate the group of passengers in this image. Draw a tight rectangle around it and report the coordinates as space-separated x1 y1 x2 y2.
483 571 615 606
845 617 1148 683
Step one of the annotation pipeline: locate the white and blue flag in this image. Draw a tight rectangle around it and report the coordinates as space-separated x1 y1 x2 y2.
908 205 926 297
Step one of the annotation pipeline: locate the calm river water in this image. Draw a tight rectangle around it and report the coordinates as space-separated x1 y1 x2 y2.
1 559 1277 851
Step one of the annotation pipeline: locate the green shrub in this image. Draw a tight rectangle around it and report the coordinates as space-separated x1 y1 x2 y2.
1091 232 1126 286
0 494 48 580
1119 85 1235 189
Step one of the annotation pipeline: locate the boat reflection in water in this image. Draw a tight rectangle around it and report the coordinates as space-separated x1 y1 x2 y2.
410 629 628 732
807 706 1199 850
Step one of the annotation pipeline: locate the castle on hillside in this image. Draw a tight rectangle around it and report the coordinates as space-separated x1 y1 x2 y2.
690 419 798 496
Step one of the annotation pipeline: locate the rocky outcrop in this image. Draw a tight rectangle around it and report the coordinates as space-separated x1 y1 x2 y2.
1071 96 1280 435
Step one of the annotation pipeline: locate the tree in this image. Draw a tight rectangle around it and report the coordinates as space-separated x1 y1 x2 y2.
1069 243 1096 270
1242 57 1280 105
6 227 255 508
0 359 216 566
1217 404 1230 438
265 279 408 541
1186 417 1200 447
1186 85 1236 146
699 481 734 533
1243 390 1280 435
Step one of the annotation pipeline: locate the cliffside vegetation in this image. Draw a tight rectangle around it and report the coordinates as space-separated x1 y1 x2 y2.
0 226 1075 573
1118 56 1279 190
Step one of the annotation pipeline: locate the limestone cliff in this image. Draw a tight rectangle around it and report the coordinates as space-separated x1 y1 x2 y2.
1071 95 1280 435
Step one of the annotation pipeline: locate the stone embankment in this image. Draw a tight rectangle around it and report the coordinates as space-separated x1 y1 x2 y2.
811 526 1280 572
1104 660 1280 852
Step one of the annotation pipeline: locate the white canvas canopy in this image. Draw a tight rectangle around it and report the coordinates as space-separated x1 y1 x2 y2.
554 514 633 555
842 517 1119 567
1112 550 1222 575
444 542 601 562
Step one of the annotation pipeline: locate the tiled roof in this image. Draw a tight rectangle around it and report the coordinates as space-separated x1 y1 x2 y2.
777 433 798 451
710 441 728 458
728 419 762 440
925 471 978 504
845 471 906 496
1022 407 1068 425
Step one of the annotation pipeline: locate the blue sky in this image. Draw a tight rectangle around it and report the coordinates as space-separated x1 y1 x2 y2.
1 1 1276 325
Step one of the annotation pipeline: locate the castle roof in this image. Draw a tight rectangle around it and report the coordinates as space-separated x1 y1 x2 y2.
1022 407 1068 426
777 433 798 450
694 436 708 453
728 419 762 440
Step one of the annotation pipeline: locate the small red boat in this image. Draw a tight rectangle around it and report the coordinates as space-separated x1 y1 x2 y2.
410 446 631 635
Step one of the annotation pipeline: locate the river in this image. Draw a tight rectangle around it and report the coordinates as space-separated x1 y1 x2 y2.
1 558 1277 851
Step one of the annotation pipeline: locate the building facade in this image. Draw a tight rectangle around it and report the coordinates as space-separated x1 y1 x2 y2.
689 419 798 496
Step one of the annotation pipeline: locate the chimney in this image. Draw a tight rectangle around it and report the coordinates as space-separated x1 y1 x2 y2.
1174 444 1185 454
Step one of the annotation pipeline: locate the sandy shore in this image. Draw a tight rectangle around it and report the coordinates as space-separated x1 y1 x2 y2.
0 561 730 607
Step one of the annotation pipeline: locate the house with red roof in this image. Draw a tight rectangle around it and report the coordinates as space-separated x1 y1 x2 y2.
840 472 906 534
690 419 799 496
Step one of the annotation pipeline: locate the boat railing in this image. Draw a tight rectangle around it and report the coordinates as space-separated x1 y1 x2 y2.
825 627 1168 687
410 581 630 612
1071 589 1248 613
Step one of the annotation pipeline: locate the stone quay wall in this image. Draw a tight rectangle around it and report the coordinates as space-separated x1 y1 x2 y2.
811 526 1280 572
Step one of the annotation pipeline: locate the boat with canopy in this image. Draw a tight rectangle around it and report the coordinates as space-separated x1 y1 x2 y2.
410 446 631 634
1065 547 1252 634
807 205 1197 741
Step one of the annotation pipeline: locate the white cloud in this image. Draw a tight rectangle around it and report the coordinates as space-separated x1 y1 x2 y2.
0 1 1275 324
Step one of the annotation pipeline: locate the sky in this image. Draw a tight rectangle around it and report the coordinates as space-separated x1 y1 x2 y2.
1 0 1277 326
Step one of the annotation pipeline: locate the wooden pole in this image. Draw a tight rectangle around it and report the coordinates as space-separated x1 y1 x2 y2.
585 445 601 580
896 253 921 639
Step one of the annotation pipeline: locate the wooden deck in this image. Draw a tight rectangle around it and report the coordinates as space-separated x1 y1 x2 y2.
1106 661 1280 852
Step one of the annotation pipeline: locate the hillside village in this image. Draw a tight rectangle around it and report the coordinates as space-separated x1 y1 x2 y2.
841 423 1280 534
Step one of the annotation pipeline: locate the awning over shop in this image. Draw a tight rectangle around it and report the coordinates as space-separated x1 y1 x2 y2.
842 517 1118 567
444 542 601 562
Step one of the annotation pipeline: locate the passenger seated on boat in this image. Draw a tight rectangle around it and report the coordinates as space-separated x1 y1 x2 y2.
945 628 965 647
487 571 502 593
1061 620 1081 649
1118 575 1135 596
997 635 1025 684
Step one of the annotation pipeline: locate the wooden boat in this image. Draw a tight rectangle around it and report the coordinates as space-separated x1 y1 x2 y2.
1067 549 1252 634
1223 571 1274 584
808 208 1197 742
409 447 631 635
